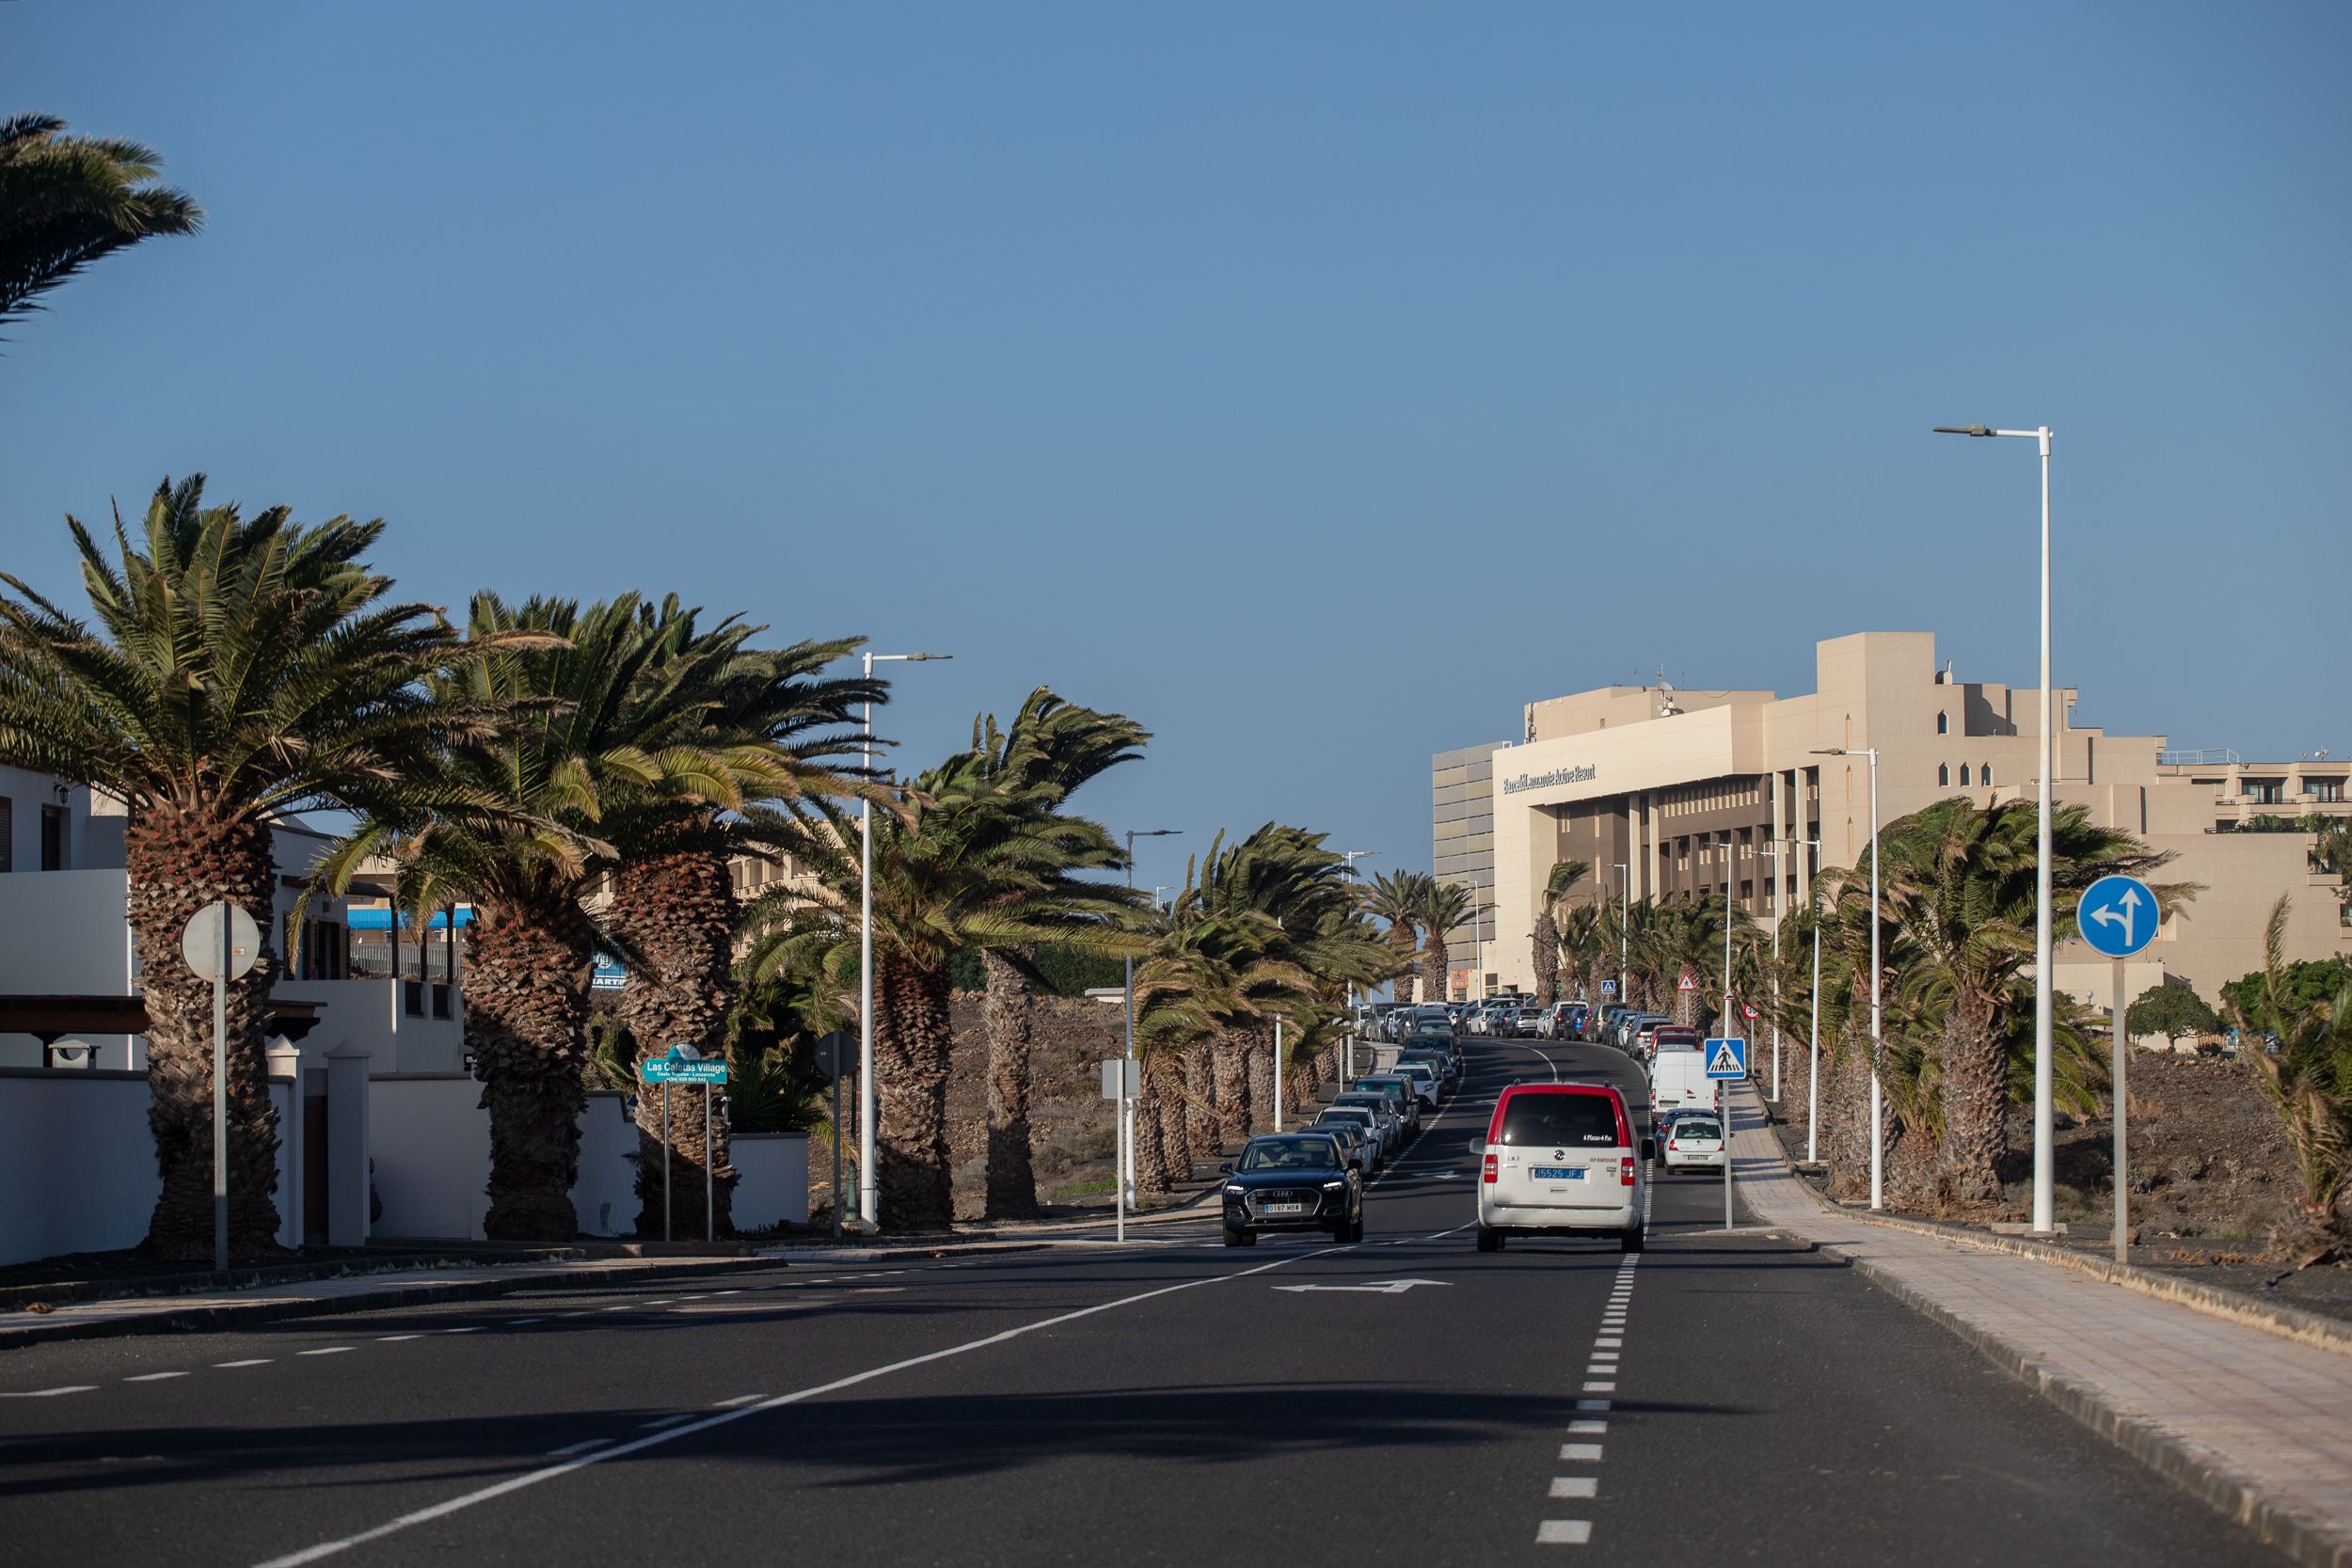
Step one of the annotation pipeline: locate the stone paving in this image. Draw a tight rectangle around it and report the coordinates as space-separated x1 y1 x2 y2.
1726 1083 2352 1567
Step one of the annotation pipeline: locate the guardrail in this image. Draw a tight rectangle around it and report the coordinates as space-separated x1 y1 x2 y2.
2159 747 2242 767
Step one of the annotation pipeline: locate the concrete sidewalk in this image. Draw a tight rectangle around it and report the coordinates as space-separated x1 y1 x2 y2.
1726 1084 2352 1568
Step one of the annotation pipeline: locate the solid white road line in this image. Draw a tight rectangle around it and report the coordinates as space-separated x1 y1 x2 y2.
505 1318 544 1326
249 1244 1343 1568
125 1372 189 1383
297 1347 355 1356
1536 1520 1594 1544
439 1326 483 1335
1549 1477 1598 1498
543 1440 609 1458
711 1394 765 1408
3 1386 96 1397
216 1359 273 1368
638 1414 693 1431
377 1335 425 1342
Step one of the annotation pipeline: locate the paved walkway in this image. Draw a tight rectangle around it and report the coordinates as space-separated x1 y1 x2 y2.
1726 1083 2352 1568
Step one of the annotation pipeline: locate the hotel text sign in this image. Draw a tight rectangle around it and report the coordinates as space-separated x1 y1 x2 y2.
1502 763 1597 796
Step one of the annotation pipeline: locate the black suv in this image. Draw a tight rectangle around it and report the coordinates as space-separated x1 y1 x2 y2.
1220 1132 1365 1245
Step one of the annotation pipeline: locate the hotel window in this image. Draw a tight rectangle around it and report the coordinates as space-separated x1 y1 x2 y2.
2312 778 2345 803
2242 779 2284 805
1936 711 1948 735
1938 764 1949 786
1959 764 1972 786
1981 762 1993 785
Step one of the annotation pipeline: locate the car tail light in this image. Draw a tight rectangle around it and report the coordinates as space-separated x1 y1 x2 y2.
1620 1157 1636 1187
1668 1138 1678 1150
1482 1152 1498 1183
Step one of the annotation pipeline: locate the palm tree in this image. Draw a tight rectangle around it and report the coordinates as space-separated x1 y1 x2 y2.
324 594 771 1241
1 114 201 336
1416 879 1475 1003
1869 798 2177 1208
1531 859 1591 1005
743 748 1140 1229
1359 871 1427 1003
0 477 486 1257
964 689 1148 1219
600 612 882 1238
2231 896 2350 1265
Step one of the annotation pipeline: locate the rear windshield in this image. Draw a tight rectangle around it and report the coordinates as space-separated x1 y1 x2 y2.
1677 1120 1723 1140
1498 1093 1621 1148
1333 1096 1387 1114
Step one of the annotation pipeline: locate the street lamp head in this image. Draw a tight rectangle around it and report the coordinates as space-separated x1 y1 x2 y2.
1809 747 1847 757
1130 828 1181 840
1932 425 1996 437
905 652 951 661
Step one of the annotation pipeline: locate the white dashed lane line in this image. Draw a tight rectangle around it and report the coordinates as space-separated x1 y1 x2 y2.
1541 1253 1636 1546
124 1371 189 1383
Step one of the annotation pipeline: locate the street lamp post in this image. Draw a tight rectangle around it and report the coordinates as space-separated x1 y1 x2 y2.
1801 838 1823 1163
1756 839 1786 1101
1613 863 1629 1021
1814 748 1882 1209
1935 422 2057 1234
1122 828 1181 1238
1340 851 1377 1085
858 650 950 1232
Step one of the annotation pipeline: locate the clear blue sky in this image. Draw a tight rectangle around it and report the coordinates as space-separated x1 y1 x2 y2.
6 4 2346 896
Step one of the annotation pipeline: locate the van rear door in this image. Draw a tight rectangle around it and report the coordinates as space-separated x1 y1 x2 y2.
1492 1090 1628 1212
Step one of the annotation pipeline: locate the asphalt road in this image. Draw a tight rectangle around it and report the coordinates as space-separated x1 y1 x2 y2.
0 1035 2288 1566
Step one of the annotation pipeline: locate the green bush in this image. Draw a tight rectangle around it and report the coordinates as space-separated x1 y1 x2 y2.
949 942 1125 997
2221 957 2352 1028
2125 983 2219 1040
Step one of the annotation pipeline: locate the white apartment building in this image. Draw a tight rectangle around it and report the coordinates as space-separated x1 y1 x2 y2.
1434 632 2346 1008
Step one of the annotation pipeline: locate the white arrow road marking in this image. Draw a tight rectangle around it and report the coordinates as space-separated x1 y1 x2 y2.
1270 1278 1453 1294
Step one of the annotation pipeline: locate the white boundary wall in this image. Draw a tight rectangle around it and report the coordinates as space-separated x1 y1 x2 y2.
732 1133 809 1230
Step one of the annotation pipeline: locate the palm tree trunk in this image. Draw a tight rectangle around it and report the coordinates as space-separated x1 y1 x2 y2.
1245 1029 1274 1132
980 948 1041 1220
467 895 594 1242
1389 927 1419 1003
1823 1032 1873 1203
1420 933 1451 1004
1533 911 1560 1006
123 806 283 1259
1936 990 2009 1209
874 949 956 1229
1181 1044 1217 1157
607 847 739 1240
1154 1062 1195 1185
1212 1029 1250 1146
1135 1059 1178 1196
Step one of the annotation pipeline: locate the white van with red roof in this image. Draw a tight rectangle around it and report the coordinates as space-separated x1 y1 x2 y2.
1471 1082 1652 1253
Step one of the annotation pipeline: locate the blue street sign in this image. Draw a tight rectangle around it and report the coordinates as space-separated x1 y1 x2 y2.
2075 874 2159 958
1704 1037 1748 1080
1599 978 1618 997
642 1045 728 1085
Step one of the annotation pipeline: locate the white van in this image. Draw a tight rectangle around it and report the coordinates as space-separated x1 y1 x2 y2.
1648 1050 1719 1123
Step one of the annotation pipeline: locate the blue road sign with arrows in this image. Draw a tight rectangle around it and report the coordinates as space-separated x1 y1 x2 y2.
1704 1037 1748 1080
2075 874 2158 958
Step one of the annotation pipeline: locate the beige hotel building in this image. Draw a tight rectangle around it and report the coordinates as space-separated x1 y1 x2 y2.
1434 632 2348 1010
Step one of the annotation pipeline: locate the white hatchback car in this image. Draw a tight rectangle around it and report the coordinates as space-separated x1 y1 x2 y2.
1661 1113 1725 1172
1473 1083 1651 1253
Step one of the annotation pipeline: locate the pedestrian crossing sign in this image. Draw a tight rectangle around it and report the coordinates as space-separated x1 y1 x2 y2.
1704 1037 1748 1080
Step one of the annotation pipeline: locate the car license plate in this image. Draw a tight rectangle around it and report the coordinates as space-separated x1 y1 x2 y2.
1263 1202 1306 1214
1531 1167 1581 1180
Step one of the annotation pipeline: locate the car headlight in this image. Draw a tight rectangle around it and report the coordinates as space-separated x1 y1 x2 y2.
1322 1180 1344 1192
1224 1184 1247 1196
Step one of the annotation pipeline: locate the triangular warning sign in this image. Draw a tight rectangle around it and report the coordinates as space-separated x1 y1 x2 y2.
1708 1041 1742 1075
1677 972 1698 991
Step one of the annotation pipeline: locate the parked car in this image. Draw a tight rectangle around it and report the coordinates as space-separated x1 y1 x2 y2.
1314 1104 1392 1168
1395 1048 1455 1092
1661 1113 1725 1173
1311 1117 1376 1179
1329 1093 1405 1157
1220 1132 1364 1245
1513 1006 1545 1037
1353 1074 1424 1132
1652 1025 1701 1053
1389 1059 1442 1108
1472 1081 1651 1253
